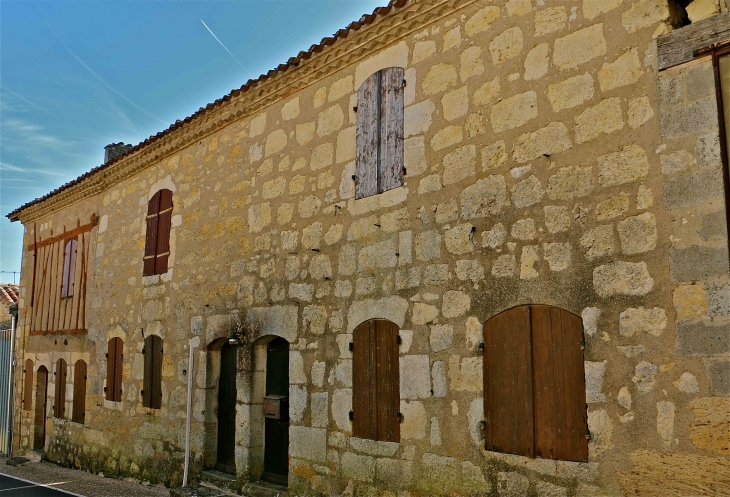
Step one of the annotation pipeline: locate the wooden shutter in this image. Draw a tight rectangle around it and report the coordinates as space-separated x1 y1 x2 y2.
155 190 173 275
375 320 400 443
483 306 534 457
143 192 160 276
531 306 588 462
356 72 379 199
352 319 399 442
54 358 67 418
106 338 123 402
67 238 77 297
23 359 33 411
72 360 87 424
61 240 71 298
379 67 404 193
143 335 163 409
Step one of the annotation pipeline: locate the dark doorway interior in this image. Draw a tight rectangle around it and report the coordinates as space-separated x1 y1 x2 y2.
216 343 237 474
261 337 289 486
33 366 48 450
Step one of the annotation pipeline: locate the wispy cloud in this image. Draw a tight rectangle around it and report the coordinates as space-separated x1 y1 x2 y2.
1 161 67 177
201 19 246 68
1 86 45 111
45 22 169 126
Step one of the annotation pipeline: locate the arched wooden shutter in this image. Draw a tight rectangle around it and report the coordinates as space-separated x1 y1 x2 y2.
61 238 78 298
356 68 404 199
483 305 588 462
142 335 163 409
106 338 123 402
352 319 400 442
143 190 173 276
23 359 33 411
54 358 67 418
72 360 87 424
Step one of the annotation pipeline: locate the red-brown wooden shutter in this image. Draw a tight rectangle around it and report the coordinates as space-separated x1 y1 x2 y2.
353 320 376 439
23 359 33 411
72 360 87 424
483 306 534 457
67 238 77 297
352 319 399 442
61 240 72 298
531 306 588 462
143 192 160 276
106 338 123 402
54 358 67 418
380 67 404 193
155 190 173 274
356 72 379 199
375 320 400 443
143 335 163 409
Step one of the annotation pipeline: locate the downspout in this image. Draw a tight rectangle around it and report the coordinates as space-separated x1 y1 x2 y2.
6 305 18 456
183 336 199 487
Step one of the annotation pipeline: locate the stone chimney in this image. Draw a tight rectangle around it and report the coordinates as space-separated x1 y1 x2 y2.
104 143 133 164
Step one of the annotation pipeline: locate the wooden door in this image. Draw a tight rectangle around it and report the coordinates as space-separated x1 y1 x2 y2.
33 366 48 450
262 337 289 485
216 343 237 474
72 360 87 424
53 358 67 418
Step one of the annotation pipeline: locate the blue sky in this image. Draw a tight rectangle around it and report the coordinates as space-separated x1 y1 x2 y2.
0 0 384 281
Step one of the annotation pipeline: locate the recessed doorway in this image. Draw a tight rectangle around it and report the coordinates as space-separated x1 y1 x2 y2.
216 343 237 474
261 337 289 486
33 366 48 450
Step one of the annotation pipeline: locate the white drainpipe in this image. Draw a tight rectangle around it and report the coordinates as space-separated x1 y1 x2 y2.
183 336 199 487
5 312 17 456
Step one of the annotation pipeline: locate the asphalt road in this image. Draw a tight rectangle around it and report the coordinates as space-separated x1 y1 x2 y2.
0 473 84 496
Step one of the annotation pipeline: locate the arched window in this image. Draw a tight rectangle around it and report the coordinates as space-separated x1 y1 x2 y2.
106 338 123 402
72 360 87 424
143 189 173 276
351 319 400 442
23 359 33 411
355 67 405 199
53 358 67 418
142 335 163 409
483 305 588 462
61 238 77 298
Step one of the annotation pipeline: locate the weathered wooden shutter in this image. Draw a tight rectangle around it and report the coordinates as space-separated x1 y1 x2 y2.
379 67 404 193
155 190 173 274
483 306 534 458
106 338 123 402
72 360 87 424
143 192 160 276
356 72 380 199
531 305 588 462
143 335 163 409
67 238 77 297
23 359 33 411
352 319 400 442
61 240 71 298
54 358 67 418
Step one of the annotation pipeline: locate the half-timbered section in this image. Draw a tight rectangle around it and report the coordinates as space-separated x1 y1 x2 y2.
7 1 730 496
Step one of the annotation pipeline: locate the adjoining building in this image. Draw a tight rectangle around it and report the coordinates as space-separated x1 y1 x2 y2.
6 1 730 495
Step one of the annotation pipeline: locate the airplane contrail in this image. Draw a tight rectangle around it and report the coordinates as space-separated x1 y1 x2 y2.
45 22 168 126
201 20 245 68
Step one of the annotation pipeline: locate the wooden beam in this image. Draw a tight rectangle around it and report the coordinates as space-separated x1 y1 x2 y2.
658 13 730 71
26 215 98 251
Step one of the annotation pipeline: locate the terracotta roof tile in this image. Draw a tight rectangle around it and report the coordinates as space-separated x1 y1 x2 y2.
8 0 410 221
0 284 19 308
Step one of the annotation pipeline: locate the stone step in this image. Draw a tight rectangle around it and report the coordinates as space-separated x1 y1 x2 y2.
170 484 230 497
200 469 238 494
24 449 44 462
242 480 288 497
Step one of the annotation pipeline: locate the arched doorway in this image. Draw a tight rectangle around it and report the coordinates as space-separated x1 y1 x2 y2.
33 366 48 450
261 337 289 485
483 305 588 462
216 342 237 474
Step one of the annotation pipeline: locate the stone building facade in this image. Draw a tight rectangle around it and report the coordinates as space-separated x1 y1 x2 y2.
6 0 730 496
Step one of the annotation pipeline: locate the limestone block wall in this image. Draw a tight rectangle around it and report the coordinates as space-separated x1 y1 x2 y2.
10 0 729 495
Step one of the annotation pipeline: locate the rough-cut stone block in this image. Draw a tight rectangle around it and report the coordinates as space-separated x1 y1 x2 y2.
597 144 649 187
544 242 571 271
620 307 667 337
553 24 606 70
524 43 550 81
430 324 453 352
583 0 623 20
535 6 567 36
423 64 457 95
473 77 501 106
489 27 523 64
544 206 570 233
465 6 501 36
689 397 729 454
511 176 544 208
290 426 327 462
431 125 463 151
670 246 729 282
491 91 537 132
400 355 431 399
497 472 529 497
441 86 469 121
405 100 435 138
663 169 725 210
593 261 653 297
548 73 595 112
341 452 375 482
676 322 729 356
461 175 507 219
548 166 594 200
628 96 654 129
705 359 730 396
513 122 572 164
376 458 413 488
445 223 476 254
596 192 629 221
400 400 427 439
585 361 607 403
622 0 670 33
618 212 657 255
599 48 643 91
442 145 476 185
575 97 624 144
442 291 471 318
